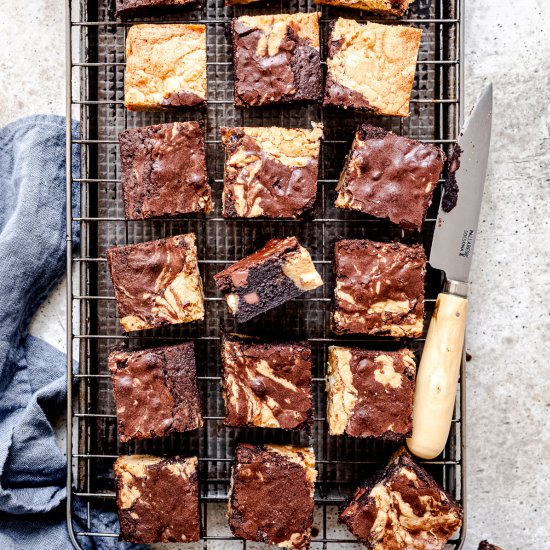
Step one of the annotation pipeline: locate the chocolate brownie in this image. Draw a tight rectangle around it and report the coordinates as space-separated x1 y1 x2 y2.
116 0 200 17
340 449 463 549
232 13 322 108
315 0 414 15
119 121 211 220
221 334 312 430
221 125 322 219
106 233 204 332
327 347 416 440
336 125 445 230
109 343 203 442
114 455 200 543
228 444 317 549
478 542 503 550
332 239 426 337
124 24 207 111
324 18 422 117
213 236 323 323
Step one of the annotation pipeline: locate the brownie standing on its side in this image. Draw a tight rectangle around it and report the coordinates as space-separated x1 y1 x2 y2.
478 542 503 550
332 239 426 337
315 0 415 15
336 125 446 230
109 343 203 442
114 455 201 544
340 449 463 549
228 444 317 549
119 121 211 220
116 0 201 17
221 125 323 219
107 233 204 332
124 24 207 111
324 18 422 117
213 236 323 323
221 334 313 430
327 347 416 440
232 13 322 108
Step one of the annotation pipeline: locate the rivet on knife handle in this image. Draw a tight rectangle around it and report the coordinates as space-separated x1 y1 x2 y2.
407 292 467 459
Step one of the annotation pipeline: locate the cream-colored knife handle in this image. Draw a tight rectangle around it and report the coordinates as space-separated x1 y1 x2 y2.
407 292 468 459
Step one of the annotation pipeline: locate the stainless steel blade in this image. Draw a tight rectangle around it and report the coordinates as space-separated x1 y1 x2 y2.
430 83 493 285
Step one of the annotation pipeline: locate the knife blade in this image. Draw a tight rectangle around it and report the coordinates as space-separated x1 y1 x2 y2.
407 83 493 460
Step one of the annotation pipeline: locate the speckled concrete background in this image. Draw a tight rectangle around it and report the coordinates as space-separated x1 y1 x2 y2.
1 1 549 548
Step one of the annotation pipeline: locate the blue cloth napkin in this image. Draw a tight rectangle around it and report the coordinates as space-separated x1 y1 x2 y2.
0 115 140 549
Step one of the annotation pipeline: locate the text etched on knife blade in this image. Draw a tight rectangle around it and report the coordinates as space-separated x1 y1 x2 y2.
459 229 475 258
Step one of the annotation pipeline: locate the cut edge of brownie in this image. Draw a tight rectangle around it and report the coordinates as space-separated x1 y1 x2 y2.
115 0 203 19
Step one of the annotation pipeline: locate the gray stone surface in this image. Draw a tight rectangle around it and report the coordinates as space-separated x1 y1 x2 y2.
1 0 549 548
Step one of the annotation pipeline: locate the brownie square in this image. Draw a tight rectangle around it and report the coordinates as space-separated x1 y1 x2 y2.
221 334 312 430
119 121 211 220
315 0 414 15
213 236 323 323
479 542 503 550
114 455 201 543
116 0 200 17
336 125 445 230
327 346 416 440
109 343 203 442
332 239 425 337
232 13 322 108
229 444 317 549
124 24 207 111
107 233 204 332
324 18 422 117
221 125 322 219
340 449 463 548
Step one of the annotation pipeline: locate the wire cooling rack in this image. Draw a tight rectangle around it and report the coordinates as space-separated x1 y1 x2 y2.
65 0 466 547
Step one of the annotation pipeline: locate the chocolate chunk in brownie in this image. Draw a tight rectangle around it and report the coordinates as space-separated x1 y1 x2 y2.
336 125 446 230
221 125 322 219
119 121 211 220
340 449 463 549
116 0 201 18
124 24 206 111
213 236 323 323
232 13 322 108
221 334 312 430
327 347 416 440
315 0 414 15
332 239 426 337
109 343 203 442
114 455 200 543
107 233 204 332
229 444 317 549
324 18 422 117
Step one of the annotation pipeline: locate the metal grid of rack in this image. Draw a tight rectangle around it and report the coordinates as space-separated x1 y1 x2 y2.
65 0 466 547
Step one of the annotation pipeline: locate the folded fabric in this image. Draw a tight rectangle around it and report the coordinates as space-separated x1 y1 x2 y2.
0 115 142 549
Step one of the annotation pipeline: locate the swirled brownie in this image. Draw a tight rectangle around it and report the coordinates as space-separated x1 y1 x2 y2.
221 334 312 430
213 236 323 323
229 444 317 549
324 18 422 117
336 125 445 230
221 125 322 219
107 233 204 332
119 121 211 220
114 455 200 543
340 449 463 549
232 13 322 108
124 24 206 111
315 0 414 15
116 0 201 17
109 343 203 442
332 239 425 337
327 347 416 440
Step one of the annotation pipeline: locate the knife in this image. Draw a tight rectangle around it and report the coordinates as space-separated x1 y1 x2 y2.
407 83 493 460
